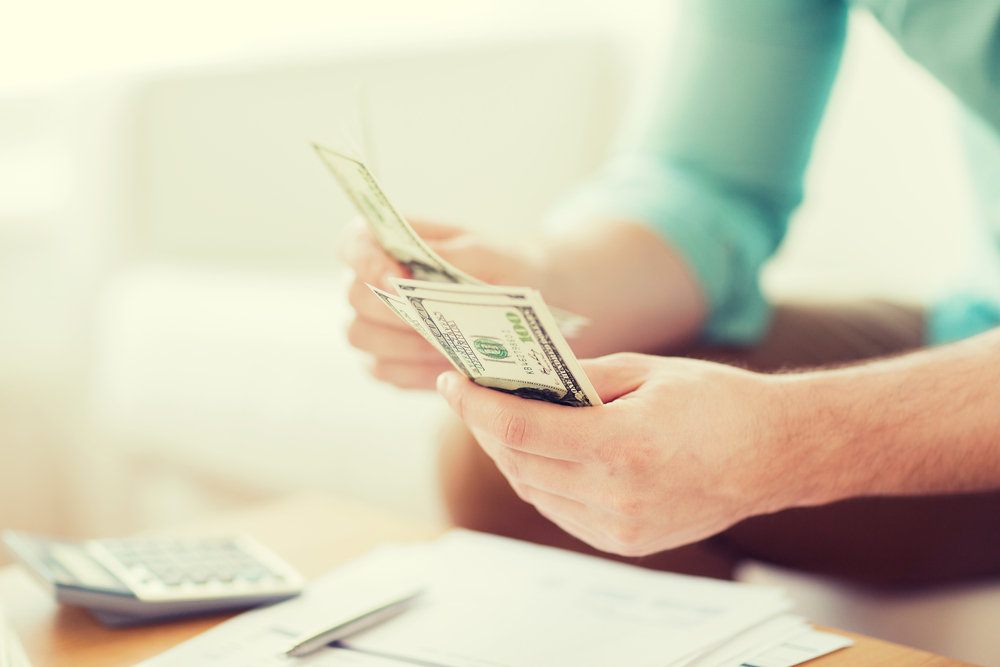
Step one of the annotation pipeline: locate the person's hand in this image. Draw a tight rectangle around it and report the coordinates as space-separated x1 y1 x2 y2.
435 352 804 556
337 217 544 389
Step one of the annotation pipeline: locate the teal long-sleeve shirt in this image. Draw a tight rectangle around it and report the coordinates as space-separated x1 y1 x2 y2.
545 0 1000 346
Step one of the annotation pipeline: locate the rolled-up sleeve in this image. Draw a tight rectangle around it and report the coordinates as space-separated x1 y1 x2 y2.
861 0 1000 344
545 0 848 344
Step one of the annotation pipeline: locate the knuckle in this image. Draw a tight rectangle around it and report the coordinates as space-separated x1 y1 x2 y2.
616 542 653 558
493 406 528 450
346 279 372 308
493 445 523 481
509 481 533 504
369 360 418 389
394 375 427 390
605 520 648 556
594 439 643 474
592 441 620 467
394 365 437 390
621 445 652 476
345 320 368 349
608 490 646 518
368 360 393 383
605 351 644 369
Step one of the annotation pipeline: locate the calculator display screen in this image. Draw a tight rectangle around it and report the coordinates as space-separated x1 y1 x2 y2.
49 544 126 591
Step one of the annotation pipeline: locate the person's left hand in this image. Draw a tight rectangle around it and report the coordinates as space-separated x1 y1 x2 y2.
337 217 545 389
436 352 804 556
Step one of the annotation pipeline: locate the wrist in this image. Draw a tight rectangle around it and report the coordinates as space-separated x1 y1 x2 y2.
766 334 1000 503
757 371 865 512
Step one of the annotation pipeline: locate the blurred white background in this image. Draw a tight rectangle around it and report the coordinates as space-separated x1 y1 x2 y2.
1 1 995 663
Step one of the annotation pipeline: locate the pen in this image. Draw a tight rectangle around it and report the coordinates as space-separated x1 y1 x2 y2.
282 587 424 658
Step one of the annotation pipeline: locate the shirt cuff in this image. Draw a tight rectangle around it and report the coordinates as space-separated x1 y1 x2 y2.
928 293 1000 345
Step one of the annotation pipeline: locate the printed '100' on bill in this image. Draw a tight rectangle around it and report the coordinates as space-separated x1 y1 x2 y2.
375 279 602 408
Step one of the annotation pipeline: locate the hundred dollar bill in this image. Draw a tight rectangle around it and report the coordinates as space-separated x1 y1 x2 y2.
372 278 602 407
314 144 589 338
316 144 480 284
368 285 450 356
369 281 601 406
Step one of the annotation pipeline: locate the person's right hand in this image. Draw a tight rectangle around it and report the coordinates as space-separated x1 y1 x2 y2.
435 352 795 557
337 217 544 390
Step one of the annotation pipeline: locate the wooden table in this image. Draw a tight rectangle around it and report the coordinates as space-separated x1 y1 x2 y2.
0 493 974 667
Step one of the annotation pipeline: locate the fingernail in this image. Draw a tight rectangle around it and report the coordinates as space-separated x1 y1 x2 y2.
381 271 399 291
436 372 453 396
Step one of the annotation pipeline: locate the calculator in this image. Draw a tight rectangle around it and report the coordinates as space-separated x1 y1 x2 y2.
2 531 305 627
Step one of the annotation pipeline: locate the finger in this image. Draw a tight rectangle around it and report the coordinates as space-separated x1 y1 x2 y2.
406 219 466 241
436 371 601 462
348 281 415 328
470 429 593 503
336 217 378 267
519 485 658 557
338 223 409 285
369 359 452 390
514 485 633 555
424 237 501 284
532 499 612 551
535 506 628 556
579 353 653 403
347 318 443 362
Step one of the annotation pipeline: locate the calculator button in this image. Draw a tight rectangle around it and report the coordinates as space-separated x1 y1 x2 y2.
188 570 211 584
87 535 305 604
160 572 185 586
151 567 172 579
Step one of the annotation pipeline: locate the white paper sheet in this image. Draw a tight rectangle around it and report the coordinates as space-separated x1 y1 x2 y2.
682 615 812 667
136 531 852 667
341 532 790 667
727 630 854 667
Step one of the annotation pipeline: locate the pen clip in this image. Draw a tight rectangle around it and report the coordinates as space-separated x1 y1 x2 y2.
282 587 424 658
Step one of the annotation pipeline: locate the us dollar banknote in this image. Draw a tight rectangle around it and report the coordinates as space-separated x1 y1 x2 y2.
315 144 588 338
315 145 481 285
371 279 601 407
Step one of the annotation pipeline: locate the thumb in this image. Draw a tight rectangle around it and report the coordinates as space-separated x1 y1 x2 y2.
407 219 467 241
579 353 652 403
425 235 497 274
435 370 593 460
427 235 537 289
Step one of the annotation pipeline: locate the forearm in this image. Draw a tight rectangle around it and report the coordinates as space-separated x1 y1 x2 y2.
532 219 708 358
774 327 1000 509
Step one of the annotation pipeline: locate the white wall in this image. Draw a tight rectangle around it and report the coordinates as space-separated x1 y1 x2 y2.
0 0 676 93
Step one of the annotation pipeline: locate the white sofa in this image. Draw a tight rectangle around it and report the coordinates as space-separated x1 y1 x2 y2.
0 12 996 665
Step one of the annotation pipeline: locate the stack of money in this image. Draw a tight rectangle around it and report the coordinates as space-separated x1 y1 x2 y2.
316 146 601 408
